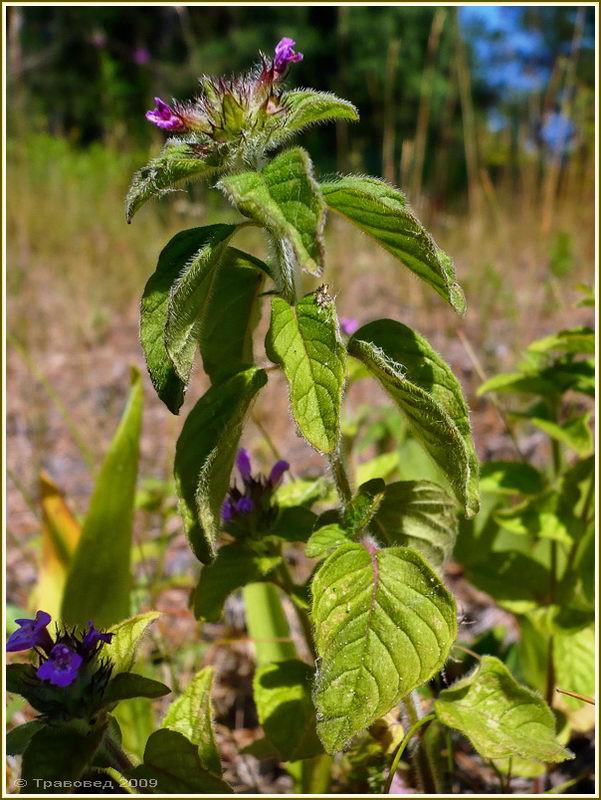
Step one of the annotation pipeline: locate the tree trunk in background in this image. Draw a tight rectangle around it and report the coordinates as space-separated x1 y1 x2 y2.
336 6 350 173
453 9 481 218
540 7 585 236
382 38 400 184
411 8 447 207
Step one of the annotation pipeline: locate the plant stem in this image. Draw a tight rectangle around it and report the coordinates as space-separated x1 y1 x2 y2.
384 711 436 793
104 735 134 774
243 582 296 666
401 692 440 793
328 449 353 507
301 754 334 794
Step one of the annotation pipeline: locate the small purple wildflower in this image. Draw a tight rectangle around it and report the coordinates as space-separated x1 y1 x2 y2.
340 317 359 337
145 98 186 132
273 38 303 74
82 621 113 652
133 47 151 66
37 644 83 688
221 497 234 523
268 460 289 488
235 496 254 515
236 448 252 483
7 611 53 654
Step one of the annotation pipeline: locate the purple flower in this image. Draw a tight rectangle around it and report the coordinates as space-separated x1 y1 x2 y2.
37 644 82 688
133 47 151 66
273 38 303 74
145 98 186 132
221 497 234 523
235 497 254 515
340 317 359 337
82 621 113 651
236 448 252 482
7 611 53 654
268 460 289 488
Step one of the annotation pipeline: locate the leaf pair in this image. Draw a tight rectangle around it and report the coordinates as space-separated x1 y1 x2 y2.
141 224 267 413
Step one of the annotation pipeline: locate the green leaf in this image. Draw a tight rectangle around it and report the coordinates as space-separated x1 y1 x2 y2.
306 523 350 560
198 248 269 384
528 412 593 457
478 371 557 397
6 721 45 756
61 368 143 627
128 729 232 793
527 326 595 355
102 673 171 706
140 225 234 413
163 227 240 383
479 461 545 495
349 320 479 516
371 481 457 569
342 479 386 535
126 140 218 222
434 656 573 763
194 543 278 622
272 89 359 144
253 659 323 761
268 505 318 543
355 452 400 485
174 367 267 563
21 723 107 793
275 477 331 508
554 623 595 725
162 666 222 776
321 175 465 314
219 148 326 286
312 542 457 753
108 612 161 674
266 293 346 453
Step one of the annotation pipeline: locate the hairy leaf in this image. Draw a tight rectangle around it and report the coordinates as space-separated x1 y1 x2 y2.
126 140 218 222
198 248 269 384
174 367 267 563
6 721 45 756
102 673 171 706
219 148 326 286
162 667 222 776
263 89 358 150
21 724 107 793
342 479 386 535
194 544 279 622
371 481 457 569
163 226 236 383
108 612 161 674
435 656 573 763
253 659 323 761
266 293 346 453
349 320 479 516
140 225 235 412
62 368 143 627
312 541 457 753
321 176 465 314
31 472 81 619
306 523 350 560
128 729 232 793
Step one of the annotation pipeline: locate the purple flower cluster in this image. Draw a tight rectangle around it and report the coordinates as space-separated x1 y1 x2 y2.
146 38 303 134
7 613 113 689
221 449 289 535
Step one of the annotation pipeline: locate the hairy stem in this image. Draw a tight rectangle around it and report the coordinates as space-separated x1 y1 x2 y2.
384 711 436 793
104 735 134 775
401 692 440 793
328 449 353 507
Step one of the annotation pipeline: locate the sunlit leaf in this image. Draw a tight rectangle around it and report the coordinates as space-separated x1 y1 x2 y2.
312 541 456 753
108 612 161 674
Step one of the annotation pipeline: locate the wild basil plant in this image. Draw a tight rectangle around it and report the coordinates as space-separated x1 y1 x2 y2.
7 38 577 795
